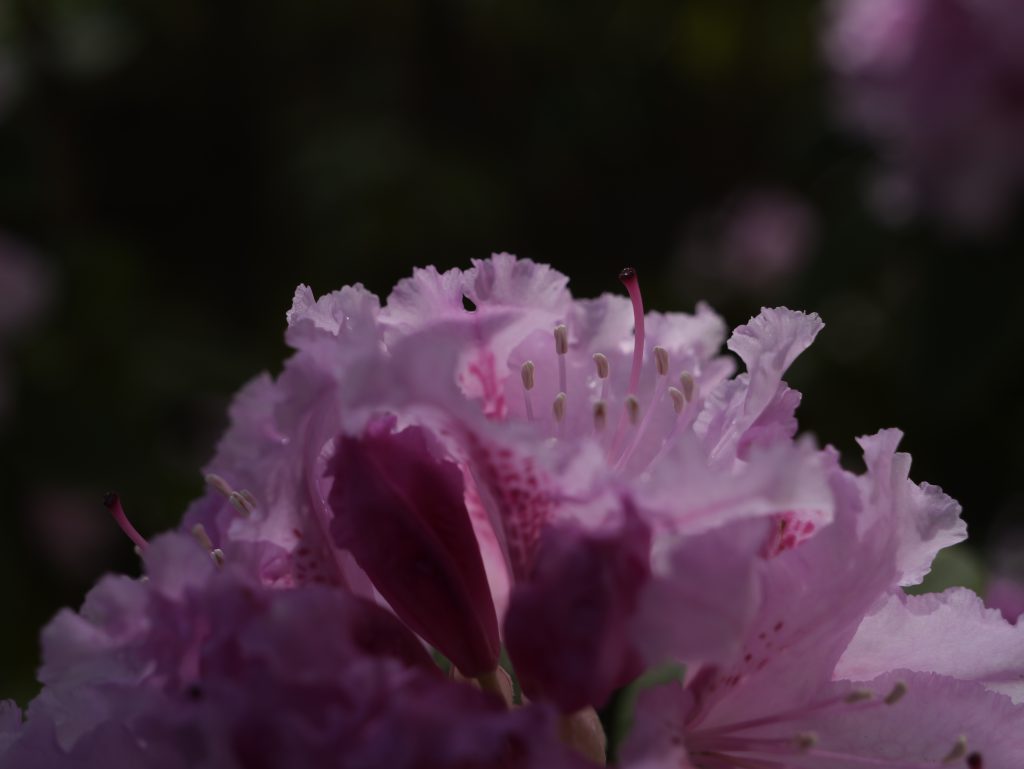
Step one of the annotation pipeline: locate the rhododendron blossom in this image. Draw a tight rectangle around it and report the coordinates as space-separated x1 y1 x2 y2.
2 255 1022 768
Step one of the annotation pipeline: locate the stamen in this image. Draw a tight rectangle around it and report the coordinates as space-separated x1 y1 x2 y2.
553 392 567 423
229 491 254 517
192 523 226 567
668 386 686 414
654 346 669 376
593 353 609 379
844 689 873 703
795 732 818 751
191 523 214 551
593 400 608 431
239 489 258 511
625 395 640 425
103 492 149 553
553 324 569 355
942 736 967 764
679 371 696 401
554 325 569 395
205 473 233 497
884 682 908 705
619 267 646 396
521 360 536 390
521 361 536 421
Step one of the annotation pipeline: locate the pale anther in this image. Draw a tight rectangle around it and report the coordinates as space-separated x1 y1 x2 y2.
625 395 640 425
668 386 686 414
942 736 968 764
654 346 669 376
679 371 696 401
844 689 872 703
191 523 214 552
553 392 567 423
554 324 569 355
205 473 233 497
229 491 254 517
211 548 226 567
794 732 818 751
521 360 536 390
593 400 608 430
239 489 258 510
593 353 610 379
883 681 907 705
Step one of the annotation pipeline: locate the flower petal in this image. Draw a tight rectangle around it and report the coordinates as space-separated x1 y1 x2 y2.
837 588 1024 703
505 508 652 712
327 415 500 676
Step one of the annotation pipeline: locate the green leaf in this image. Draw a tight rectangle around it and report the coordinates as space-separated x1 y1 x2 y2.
601 663 686 764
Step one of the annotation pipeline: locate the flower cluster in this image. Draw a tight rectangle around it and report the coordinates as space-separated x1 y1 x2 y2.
825 0 1024 229
3 255 1023 768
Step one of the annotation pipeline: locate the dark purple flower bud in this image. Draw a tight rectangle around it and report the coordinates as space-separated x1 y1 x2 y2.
328 414 500 676
505 509 652 713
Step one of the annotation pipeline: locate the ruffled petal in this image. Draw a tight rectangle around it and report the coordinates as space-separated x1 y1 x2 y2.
464 253 571 313
857 428 967 586
836 588 1024 703
702 307 823 462
380 265 466 340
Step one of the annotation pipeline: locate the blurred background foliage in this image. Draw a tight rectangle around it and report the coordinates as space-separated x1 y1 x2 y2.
1 0 1022 702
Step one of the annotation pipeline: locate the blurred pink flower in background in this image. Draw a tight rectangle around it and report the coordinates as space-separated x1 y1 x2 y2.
679 189 817 295
825 0 1024 230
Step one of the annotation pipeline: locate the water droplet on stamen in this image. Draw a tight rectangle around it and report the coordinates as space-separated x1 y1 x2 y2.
593 400 607 431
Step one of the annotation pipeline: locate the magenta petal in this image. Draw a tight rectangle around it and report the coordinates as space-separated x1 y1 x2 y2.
505 510 652 713
327 415 500 676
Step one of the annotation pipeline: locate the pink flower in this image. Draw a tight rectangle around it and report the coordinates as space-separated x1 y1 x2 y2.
2 534 586 768
620 432 1023 768
181 256 955 724
825 0 1024 229
14 254 1019 768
